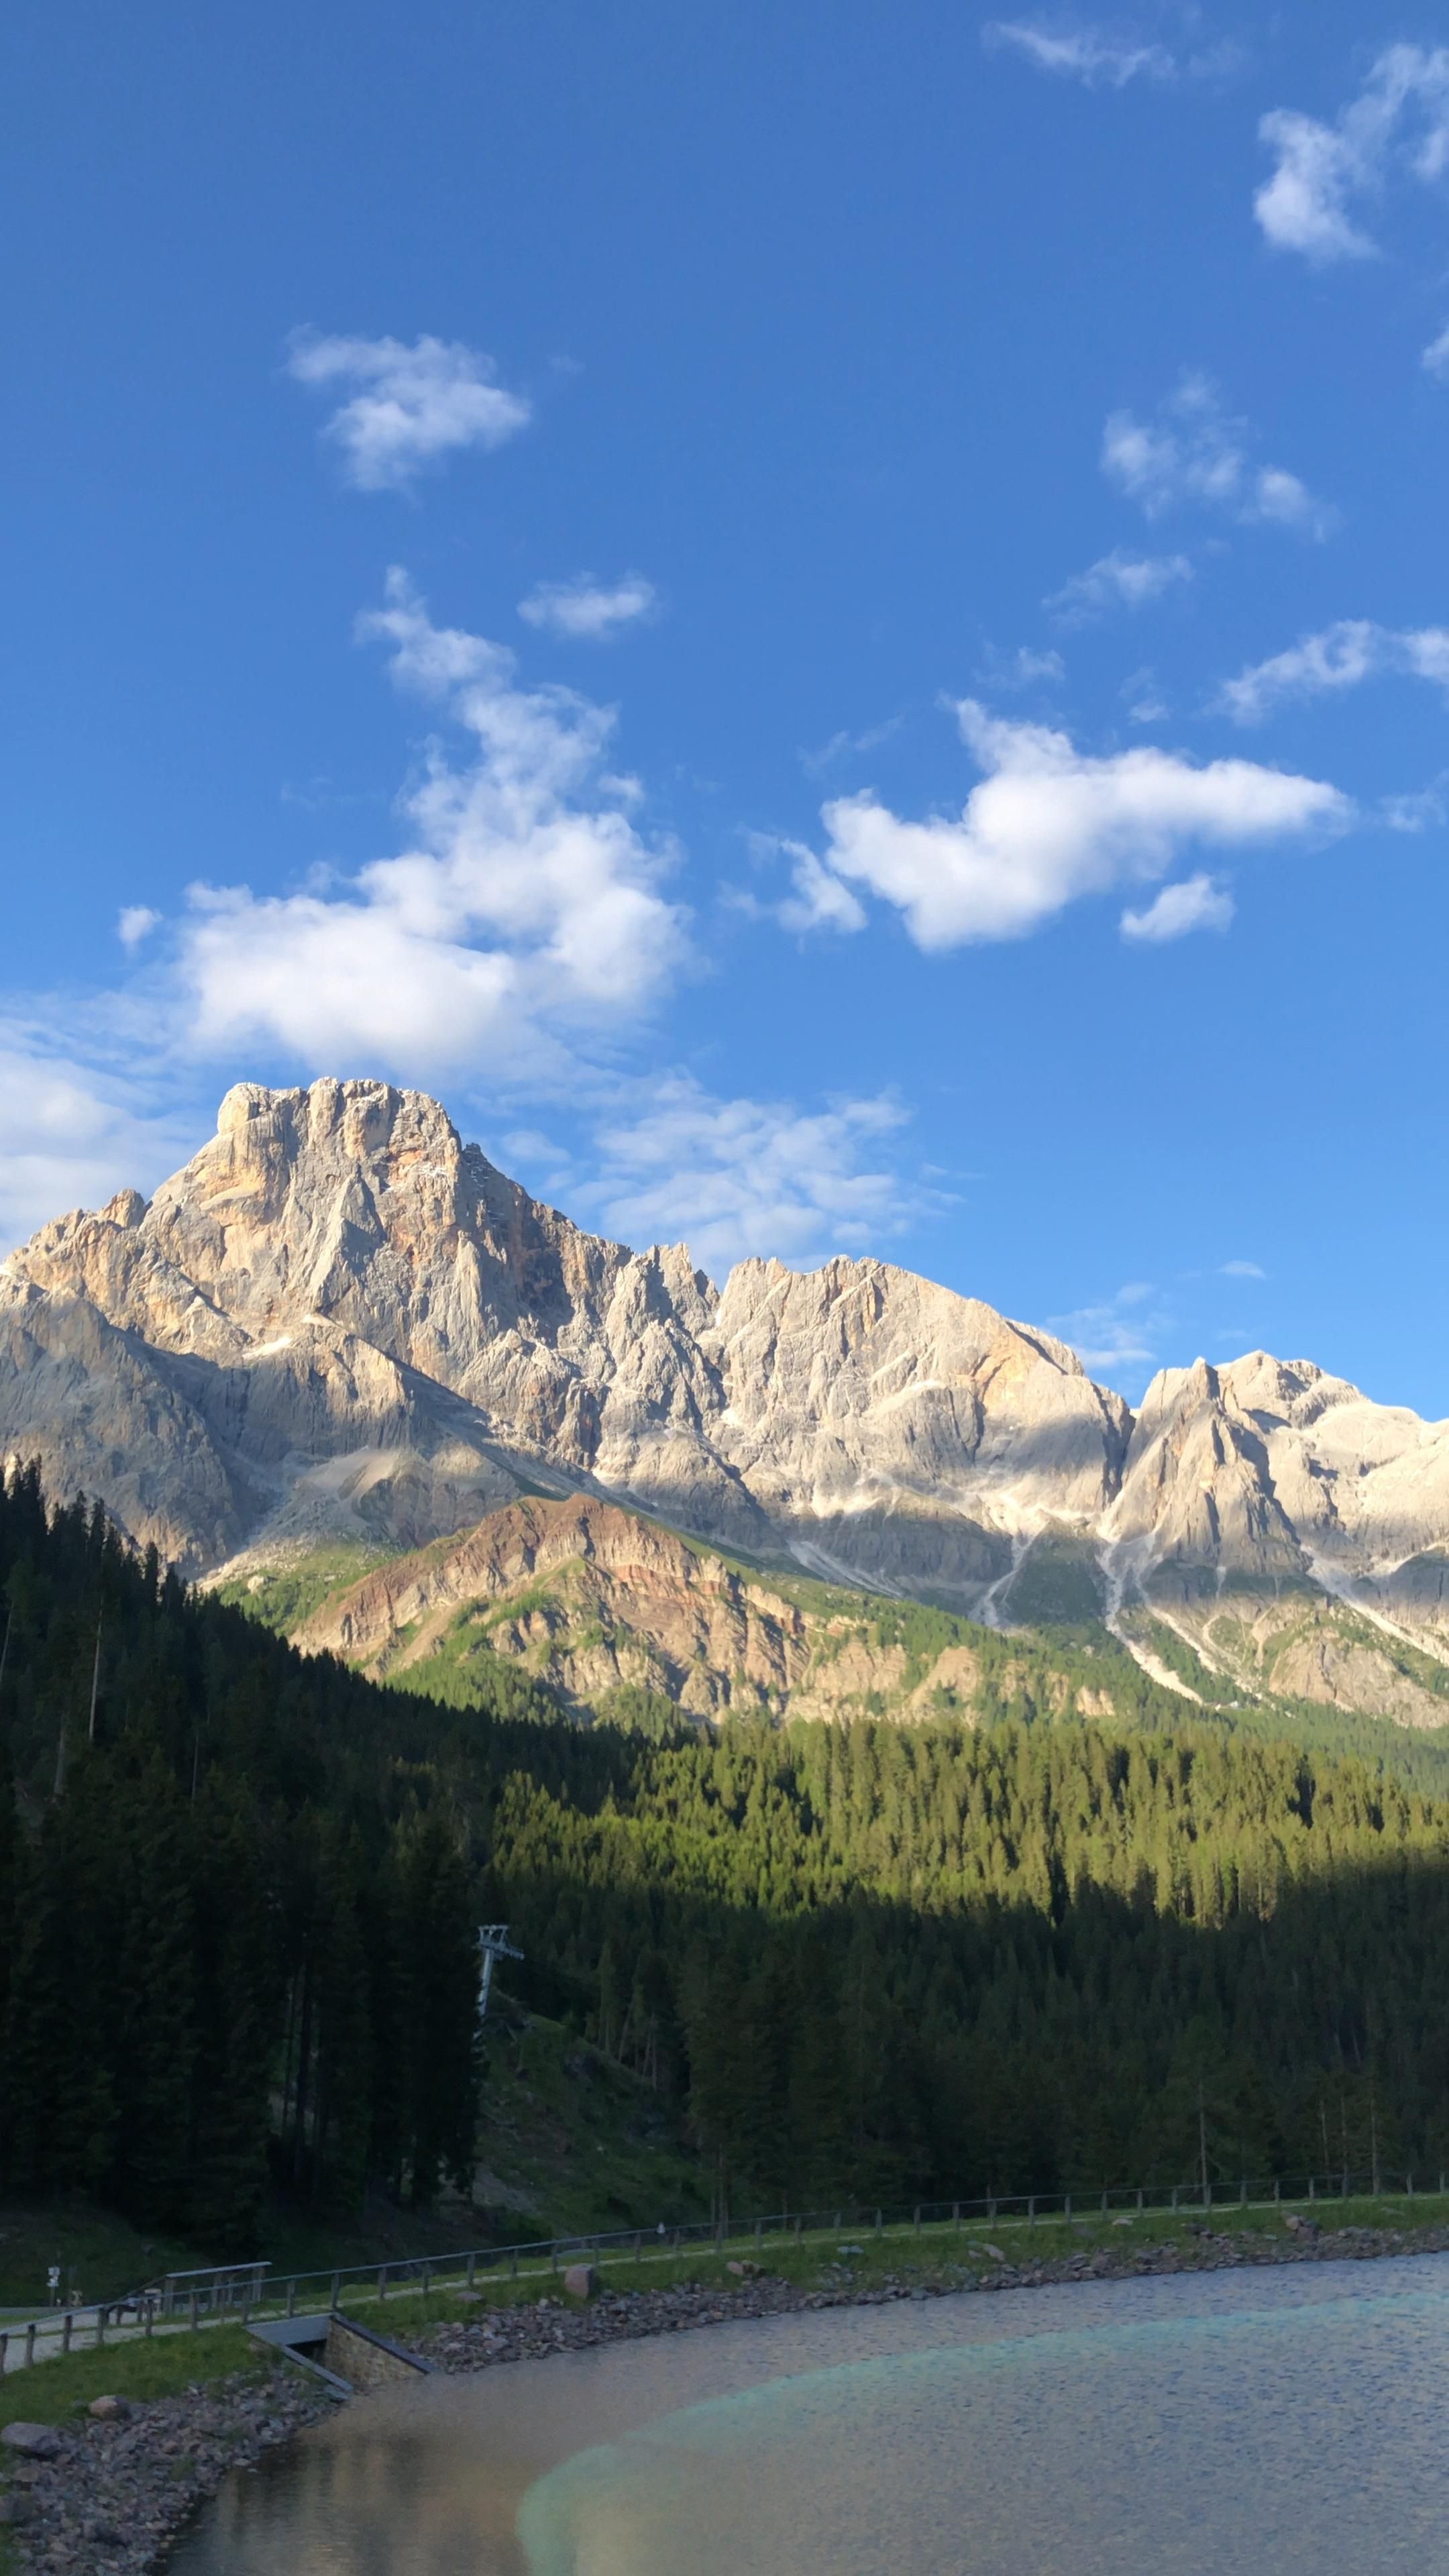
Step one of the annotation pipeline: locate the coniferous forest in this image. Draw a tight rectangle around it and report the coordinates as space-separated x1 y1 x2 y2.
7 1460 1449 2251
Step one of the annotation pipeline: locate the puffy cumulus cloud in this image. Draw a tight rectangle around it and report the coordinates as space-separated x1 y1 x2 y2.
1120 872 1234 943
1256 46 1449 264
519 574 658 640
0 1022 200 1254
1046 549 1193 621
1219 620 1449 722
801 702 1346 951
286 331 530 490
175 571 690 1081
579 1077 932 1276
1103 376 1334 536
117 906 161 949
1424 323 1449 378
981 21 1175 86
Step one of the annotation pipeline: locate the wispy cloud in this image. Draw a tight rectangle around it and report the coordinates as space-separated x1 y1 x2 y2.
1218 619 1449 722
1046 548 1193 621
519 574 658 640
1424 323 1449 378
1048 1280 1167 1379
1122 667 1170 723
800 716 906 777
578 1077 934 1276
973 645 1068 690
1120 873 1233 942
1007 645 1067 683
1220 1258 1265 1279
1256 46 1449 264
1381 775 1449 833
774 845 869 936
1103 374 1335 537
286 331 530 490
982 21 1175 87
790 701 1347 951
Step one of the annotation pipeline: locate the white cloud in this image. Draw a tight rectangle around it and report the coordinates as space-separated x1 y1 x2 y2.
982 21 1175 87
1102 375 1334 536
1256 46 1449 264
1120 873 1234 942
1381 776 1449 833
1008 645 1067 682
286 331 530 490
1219 619 1449 722
1424 323 1449 378
117 906 161 949
519 574 658 640
174 570 689 1080
1122 667 1170 722
797 701 1347 951
580 1077 928 1275
776 846 869 936
1046 549 1193 621
1047 1280 1166 1377
0 1024 199 1255
1220 1258 1265 1279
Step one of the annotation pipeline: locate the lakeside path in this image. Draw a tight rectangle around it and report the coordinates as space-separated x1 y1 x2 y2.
5 2214 1449 2573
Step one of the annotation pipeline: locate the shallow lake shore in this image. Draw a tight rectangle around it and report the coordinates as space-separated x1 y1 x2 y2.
5 2218 1448 2574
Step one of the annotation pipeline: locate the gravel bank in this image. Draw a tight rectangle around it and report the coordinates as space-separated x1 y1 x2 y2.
4 2221 1446 2571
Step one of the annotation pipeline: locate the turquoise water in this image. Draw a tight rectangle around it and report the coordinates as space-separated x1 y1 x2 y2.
167 2259 1449 2573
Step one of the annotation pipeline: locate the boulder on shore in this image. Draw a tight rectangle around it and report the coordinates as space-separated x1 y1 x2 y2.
0 2422 62 2459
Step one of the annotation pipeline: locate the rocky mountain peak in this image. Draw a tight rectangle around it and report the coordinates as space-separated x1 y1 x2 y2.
3 1078 1449 1678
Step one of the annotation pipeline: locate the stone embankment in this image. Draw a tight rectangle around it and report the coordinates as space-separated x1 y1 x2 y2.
3 2222 1446 2572
0 2373 330 2574
415 2220 1449 2373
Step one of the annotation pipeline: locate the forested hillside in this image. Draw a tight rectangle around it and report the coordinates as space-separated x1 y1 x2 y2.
7 1462 1449 2256
0 1464 544 2245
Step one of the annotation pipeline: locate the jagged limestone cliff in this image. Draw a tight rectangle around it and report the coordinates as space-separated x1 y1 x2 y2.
5 1075 1449 1724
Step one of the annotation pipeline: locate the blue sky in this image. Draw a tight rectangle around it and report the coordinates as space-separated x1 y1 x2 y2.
3 1 1446 1413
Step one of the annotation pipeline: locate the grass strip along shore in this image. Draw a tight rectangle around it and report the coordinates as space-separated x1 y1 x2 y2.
4 2194 1449 2573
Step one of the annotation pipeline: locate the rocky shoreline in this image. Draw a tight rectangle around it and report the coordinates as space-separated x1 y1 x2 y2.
0 2373 332 2574
4 2221 1446 2573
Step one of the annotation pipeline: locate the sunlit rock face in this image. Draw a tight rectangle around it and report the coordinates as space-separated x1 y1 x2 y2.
3 1081 1449 1670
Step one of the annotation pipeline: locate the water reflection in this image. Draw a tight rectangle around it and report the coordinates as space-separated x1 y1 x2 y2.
167 2258 1449 2575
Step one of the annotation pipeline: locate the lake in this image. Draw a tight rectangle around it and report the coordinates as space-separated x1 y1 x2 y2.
166 2256 1449 2573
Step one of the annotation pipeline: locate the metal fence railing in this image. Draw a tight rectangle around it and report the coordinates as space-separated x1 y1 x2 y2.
3 2167 1444 2373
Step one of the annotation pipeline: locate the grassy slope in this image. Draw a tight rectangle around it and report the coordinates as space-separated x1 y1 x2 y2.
474 1998 708 2237
0 2002 704 2320
0 2205 203 2314
211 1542 388 1635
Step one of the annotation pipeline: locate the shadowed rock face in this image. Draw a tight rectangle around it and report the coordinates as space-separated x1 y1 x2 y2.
3 1079 1448 1654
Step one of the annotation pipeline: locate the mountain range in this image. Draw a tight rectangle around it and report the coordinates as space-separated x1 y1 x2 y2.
3 1075 1448 1724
